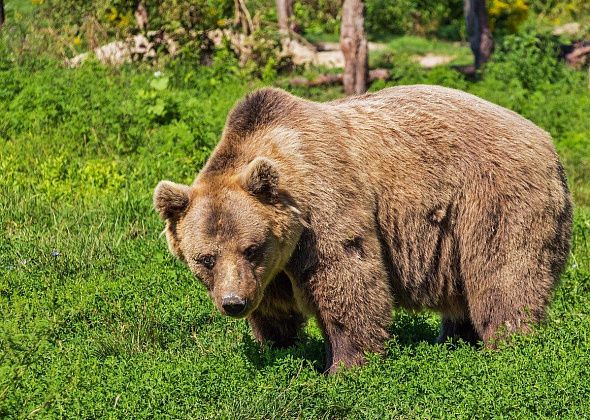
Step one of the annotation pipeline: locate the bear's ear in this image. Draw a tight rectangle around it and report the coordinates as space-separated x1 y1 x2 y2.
153 181 191 220
240 157 280 202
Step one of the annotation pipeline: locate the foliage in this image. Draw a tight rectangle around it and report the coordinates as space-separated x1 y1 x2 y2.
3 0 287 77
528 0 590 23
36 0 235 35
12 0 471 51
488 0 530 34
293 0 341 38
365 0 465 40
287 0 467 41
484 32 564 91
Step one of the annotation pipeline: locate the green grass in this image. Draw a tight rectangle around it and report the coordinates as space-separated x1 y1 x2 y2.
368 35 473 70
283 34 473 70
3 0 37 16
385 35 472 64
1 42 590 418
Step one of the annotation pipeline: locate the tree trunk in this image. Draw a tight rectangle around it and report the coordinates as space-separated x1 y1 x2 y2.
464 0 494 68
340 0 368 95
134 1 148 33
289 68 390 87
276 0 294 35
0 0 5 29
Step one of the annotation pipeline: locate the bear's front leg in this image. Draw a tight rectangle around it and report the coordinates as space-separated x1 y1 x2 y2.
247 272 306 348
319 319 368 373
302 260 393 374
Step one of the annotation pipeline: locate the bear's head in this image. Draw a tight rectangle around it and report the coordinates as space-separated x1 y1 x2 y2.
154 157 304 318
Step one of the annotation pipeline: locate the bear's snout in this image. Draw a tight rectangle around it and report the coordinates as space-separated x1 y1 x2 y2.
221 294 247 317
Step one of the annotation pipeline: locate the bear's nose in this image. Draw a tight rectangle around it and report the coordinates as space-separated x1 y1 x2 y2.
221 295 247 317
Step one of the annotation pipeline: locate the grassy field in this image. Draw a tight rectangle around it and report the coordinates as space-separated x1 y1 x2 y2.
1 36 590 418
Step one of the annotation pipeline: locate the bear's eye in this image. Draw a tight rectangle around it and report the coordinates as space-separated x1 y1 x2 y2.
195 254 216 270
244 244 261 262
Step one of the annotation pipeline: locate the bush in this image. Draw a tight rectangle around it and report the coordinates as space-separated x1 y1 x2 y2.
32 0 469 46
488 0 530 35
293 0 341 38
484 32 564 91
365 0 465 40
528 0 590 22
37 0 235 36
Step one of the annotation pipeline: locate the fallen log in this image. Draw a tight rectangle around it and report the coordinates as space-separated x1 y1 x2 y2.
288 68 390 87
565 43 590 69
560 40 590 90
67 31 178 67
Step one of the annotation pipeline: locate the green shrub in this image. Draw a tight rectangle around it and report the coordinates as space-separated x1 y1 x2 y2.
528 0 590 22
37 0 235 36
365 0 464 39
484 32 564 91
488 0 530 35
293 0 341 38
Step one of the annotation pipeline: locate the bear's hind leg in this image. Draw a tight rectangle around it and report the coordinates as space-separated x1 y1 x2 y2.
458 185 563 348
248 272 306 348
437 316 480 345
466 270 549 348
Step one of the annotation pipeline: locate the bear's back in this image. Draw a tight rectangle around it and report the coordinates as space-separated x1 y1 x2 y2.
204 85 561 205
308 84 560 201
325 84 553 160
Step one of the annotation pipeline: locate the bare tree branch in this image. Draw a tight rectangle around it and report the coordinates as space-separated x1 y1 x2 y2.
234 0 254 35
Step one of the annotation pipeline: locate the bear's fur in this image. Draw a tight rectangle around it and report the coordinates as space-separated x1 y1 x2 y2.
154 85 572 373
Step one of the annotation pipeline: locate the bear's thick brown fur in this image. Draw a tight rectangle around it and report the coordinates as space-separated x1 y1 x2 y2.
154 85 572 373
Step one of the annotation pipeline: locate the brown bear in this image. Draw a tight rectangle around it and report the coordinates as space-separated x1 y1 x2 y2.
154 85 572 373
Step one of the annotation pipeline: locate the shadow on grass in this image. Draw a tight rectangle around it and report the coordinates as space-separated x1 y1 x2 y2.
242 311 446 372
389 311 441 347
242 333 326 372
390 311 486 350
